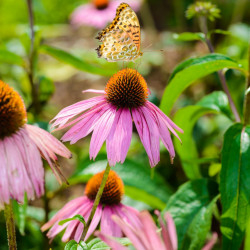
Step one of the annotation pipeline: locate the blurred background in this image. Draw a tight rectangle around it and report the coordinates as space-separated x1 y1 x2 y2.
0 0 249 249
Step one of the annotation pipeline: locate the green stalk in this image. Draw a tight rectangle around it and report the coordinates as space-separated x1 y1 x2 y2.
4 202 17 250
243 44 250 125
198 16 241 123
81 163 111 240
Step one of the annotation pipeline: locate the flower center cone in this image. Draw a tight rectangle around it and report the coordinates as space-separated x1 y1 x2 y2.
0 81 27 139
85 170 124 205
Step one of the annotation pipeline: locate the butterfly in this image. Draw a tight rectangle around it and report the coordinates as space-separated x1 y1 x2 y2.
96 2 143 62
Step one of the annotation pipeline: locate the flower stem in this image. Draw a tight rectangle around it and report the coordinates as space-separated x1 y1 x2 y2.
4 203 17 250
198 16 241 122
243 44 250 125
81 163 111 241
26 0 40 115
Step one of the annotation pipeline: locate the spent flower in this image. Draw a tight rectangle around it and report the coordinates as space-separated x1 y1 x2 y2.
0 81 71 207
186 1 220 21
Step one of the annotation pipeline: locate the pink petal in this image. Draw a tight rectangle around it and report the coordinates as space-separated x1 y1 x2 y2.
82 89 106 94
112 215 147 250
202 233 218 250
89 104 116 160
84 204 102 241
164 212 178 250
101 206 122 237
51 96 105 128
106 108 132 166
138 211 166 250
96 232 127 250
132 107 160 167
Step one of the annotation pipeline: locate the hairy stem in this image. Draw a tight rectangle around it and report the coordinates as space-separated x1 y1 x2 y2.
4 203 17 250
243 44 250 125
81 163 111 241
199 16 241 122
26 0 40 115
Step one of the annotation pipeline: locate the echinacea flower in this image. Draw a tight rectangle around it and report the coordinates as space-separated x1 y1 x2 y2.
51 69 183 167
71 0 142 29
96 210 178 250
41 170 140 242
0 81 71 207
97 211 218 250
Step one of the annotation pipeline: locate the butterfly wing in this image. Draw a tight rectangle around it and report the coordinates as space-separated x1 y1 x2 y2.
96 3 141 61
96 29 139 62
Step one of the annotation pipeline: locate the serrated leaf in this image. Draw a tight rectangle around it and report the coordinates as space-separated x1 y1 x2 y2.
39 45 117 76
69 157 173 209
173 32 205 41
160 54 245 115
165 179 219 250
64 240 79 250
220 124 250 250
86 237 131 250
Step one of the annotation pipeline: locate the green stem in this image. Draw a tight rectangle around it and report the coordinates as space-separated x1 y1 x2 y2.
81 163 111 241
4 203 17 250
26 0 40 115
198 16 241 123
243 44 250 125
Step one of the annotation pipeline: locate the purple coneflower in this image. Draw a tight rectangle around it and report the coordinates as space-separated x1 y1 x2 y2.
51 68 183 167
41 170 140 242
96 210 178 250
71 0 142 29
0 81 71 207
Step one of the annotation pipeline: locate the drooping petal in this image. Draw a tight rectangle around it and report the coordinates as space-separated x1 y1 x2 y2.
84 203 103 241
138 211 166 250
106 108 132 166
89 104 116 160
96 232 127 250
112 215 147 250
132 107 160 167
61 102 109 144
164 212 178 250
146 102 183 133
51 96 106 129
82 89 106 95
202 233 218 250
101 206 122 237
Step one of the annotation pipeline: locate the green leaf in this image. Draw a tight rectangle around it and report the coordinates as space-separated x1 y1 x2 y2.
196 91 232 119
245 217 250 250
173 106 217 179
64 240 81 250
59 214 86 227
173 32 205 41
220 124 250 250
70 157 173 209
160 54 245 115
173 91 231 179
38 76 55 102
165 179 219 250
0 49 25 66
39 45 117 76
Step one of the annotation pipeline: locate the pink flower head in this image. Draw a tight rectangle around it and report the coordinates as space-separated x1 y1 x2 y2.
96 210 178 250
51 69 183 167
71 0 142 29
41 170 140 242
0 81 71 208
